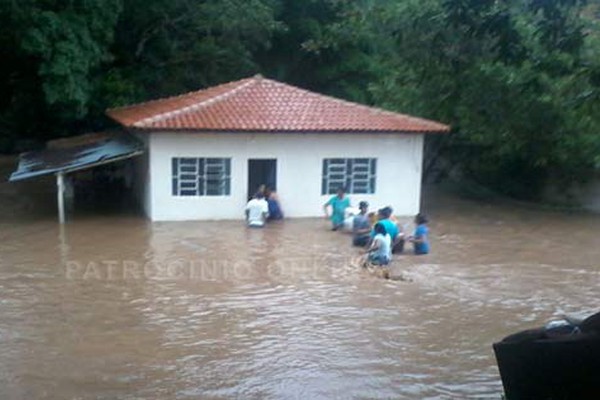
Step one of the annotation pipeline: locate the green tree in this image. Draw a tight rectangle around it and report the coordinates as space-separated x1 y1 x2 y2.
0 0 598 202
0 0 122 146
106 0 280 103
363 0 600 199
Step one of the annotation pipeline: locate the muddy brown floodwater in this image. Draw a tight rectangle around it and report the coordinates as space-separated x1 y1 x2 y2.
0 167 599 399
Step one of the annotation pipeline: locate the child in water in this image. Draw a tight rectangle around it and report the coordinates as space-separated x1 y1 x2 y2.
409 213 429 255
363 222 391 266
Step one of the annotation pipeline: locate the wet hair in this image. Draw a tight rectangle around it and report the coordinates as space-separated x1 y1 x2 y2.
359 201 369 210
374 222 386 235
255 192 265 199
415 213 428 224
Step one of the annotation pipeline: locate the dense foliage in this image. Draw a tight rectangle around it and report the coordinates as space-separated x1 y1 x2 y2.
1 0 599 199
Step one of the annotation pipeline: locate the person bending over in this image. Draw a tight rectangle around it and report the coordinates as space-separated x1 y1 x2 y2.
371 206 405 253
363 222 391 267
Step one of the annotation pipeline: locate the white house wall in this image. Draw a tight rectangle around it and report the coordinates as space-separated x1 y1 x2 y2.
147 132 424 221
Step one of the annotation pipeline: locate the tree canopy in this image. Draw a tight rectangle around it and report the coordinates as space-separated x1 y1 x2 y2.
1 0 599 199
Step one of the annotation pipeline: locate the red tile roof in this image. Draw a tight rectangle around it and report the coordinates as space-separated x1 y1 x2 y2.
107 75 449 133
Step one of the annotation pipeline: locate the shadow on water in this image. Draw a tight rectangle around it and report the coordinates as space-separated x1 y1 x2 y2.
1 157 599 399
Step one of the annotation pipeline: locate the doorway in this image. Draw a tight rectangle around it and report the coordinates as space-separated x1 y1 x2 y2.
248 159 277 200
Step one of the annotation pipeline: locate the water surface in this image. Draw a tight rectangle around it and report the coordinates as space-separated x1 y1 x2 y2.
0 175 598 399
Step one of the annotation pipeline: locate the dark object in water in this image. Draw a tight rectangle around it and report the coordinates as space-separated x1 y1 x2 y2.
493 311 600 400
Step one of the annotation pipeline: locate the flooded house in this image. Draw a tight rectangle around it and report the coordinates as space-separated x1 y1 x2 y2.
10 75 449 222
107 75 449 221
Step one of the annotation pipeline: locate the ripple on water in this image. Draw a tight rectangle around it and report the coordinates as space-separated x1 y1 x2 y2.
0 197 599 399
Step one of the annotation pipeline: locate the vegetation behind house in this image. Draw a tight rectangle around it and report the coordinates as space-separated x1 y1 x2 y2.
1 0 599 200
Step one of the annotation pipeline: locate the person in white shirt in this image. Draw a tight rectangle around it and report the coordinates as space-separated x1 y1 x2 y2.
363 222 391 266
245 192 269 227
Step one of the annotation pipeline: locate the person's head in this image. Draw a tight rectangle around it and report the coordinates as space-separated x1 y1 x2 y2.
374 222 386 235
255 192 265 200
378 206 393 220
415 213 428 225
359 201 369 214
264 187 272 198
336 187 346 198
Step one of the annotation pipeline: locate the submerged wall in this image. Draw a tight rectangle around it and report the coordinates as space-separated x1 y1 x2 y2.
144 132 425 221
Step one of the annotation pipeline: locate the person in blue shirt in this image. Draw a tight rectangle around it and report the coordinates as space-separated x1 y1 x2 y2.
370 208 397 237
370 207 405 253
323 187 350 231
264 187 283 221
409 213 430 255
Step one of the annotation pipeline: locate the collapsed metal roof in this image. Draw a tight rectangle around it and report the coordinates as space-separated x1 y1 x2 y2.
9 131 145 182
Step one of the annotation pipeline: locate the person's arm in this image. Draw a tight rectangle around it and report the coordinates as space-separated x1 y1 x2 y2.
364 237 381 254
395 221 404 239
262 201 269 220
410 226 426 243
323 198 332 219
411 234 426 243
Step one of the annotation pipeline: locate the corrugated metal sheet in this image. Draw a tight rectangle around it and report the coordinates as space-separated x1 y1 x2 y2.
9 132 144 182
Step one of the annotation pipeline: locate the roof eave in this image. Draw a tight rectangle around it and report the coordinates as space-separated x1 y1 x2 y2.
122 126 450 135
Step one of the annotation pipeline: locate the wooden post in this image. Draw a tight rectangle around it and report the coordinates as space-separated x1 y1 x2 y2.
57 172 65 224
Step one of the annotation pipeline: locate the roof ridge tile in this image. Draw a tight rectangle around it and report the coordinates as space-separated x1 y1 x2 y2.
132 78 257 127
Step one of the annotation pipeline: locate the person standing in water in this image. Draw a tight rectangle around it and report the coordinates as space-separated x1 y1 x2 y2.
323 187 350 231
352 201 371 246
264 187 283 221
245 192 269 227
409 213 430 255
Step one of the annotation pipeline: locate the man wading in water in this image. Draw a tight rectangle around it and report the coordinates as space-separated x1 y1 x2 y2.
245 192 269 228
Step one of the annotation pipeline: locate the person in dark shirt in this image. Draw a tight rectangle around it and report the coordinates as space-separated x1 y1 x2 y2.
265 187 283 221
352 201 371 246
